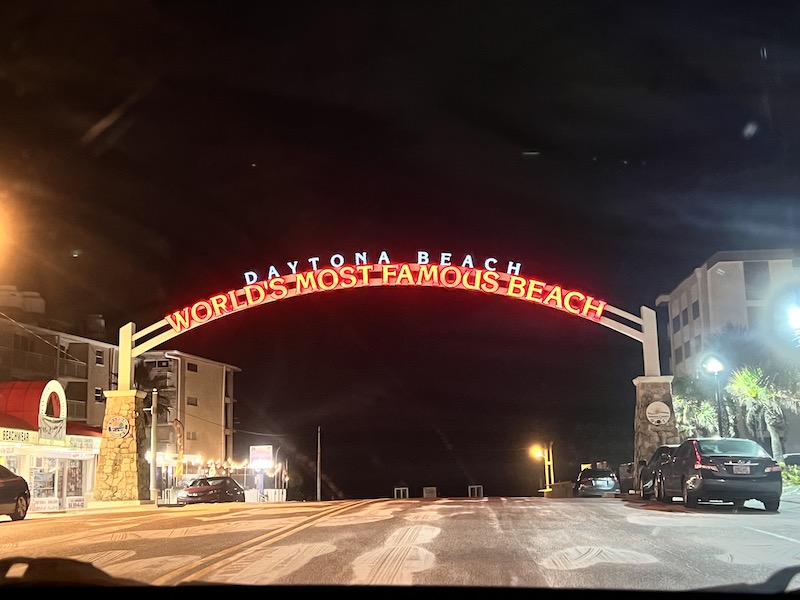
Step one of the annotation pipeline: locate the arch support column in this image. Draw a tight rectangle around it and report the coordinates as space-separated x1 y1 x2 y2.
91 389 150 504
632 376 681 493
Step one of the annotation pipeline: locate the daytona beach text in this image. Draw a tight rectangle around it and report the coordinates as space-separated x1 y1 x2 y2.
243 250 523 284
166 263 606 334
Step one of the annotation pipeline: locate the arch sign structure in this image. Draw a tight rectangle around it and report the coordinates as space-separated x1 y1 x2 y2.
95 250 675 504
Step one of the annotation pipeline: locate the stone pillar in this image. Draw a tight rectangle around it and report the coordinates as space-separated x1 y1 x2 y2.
632 376 682 492
91 390 151 504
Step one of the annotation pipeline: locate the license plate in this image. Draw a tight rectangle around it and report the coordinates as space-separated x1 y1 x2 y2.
732 465 750 474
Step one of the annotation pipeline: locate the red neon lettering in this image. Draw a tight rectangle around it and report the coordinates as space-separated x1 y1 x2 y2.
296 271 318 293
396 263 414 285
542 286 563 309
244 284 266 306
480 271 499 293
381 264 398 284
317 268 340 291
190 301 213 323
564 291 585 314
165 309 192 333
440 266 461 288
526 279 546 303
506 275 527 298
582 296 606 320
339 265 357 288
416 264 439 285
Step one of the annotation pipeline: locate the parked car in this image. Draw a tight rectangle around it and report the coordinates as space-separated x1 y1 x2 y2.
638 444 679 500
573 468 620 497
659 437 782 511
0 465 30 521
176 476 246 505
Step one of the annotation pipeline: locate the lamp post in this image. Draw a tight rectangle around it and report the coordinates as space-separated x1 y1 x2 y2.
273 446 282 489
148 388 158 503
704 356 725 436
529 443 554 494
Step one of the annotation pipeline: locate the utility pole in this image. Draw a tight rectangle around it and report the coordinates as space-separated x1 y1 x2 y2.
149 388 158 503
316 426 321 501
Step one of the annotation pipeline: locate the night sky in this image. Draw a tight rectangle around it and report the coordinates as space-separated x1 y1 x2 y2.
1 1 798 499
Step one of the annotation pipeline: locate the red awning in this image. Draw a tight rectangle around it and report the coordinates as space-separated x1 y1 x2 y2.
0 381 49 430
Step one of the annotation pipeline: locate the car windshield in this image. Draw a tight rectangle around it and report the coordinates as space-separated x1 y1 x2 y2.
1 1 800 594
698 439 772 458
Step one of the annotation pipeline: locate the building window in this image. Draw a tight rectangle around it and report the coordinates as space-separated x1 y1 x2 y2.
187 396 198 406
743 261 770 301
187 362 198 372
694 335 702 353
672 315 680 333
684 341 692 359
675 347 683 364
157 360 169 368
94 387 104 402
681 308 689 326
692 300 699 320
95 349 105 366
186 431 198 441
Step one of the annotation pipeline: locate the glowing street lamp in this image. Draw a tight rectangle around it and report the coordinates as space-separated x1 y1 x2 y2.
528 442 554 493
703 356 725 436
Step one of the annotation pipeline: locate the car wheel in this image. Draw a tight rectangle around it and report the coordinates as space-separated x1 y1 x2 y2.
682 479 698 508
732 499 745 508
10 495 28 521
763 499 780 512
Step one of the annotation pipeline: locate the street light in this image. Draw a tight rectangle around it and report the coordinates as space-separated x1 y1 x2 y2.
528 442 554 493
703 356 725 436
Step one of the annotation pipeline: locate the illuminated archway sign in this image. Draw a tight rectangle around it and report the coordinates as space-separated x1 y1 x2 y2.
116 260 661 391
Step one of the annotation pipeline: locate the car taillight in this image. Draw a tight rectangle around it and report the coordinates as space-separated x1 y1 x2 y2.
694 461 719 471
765 464 782 473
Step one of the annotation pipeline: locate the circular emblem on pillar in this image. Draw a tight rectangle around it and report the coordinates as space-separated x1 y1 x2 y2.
646 401 671 426
107 415 131 438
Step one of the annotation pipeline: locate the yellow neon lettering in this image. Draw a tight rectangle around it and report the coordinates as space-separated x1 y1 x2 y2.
190 301 213 323
507 275 526 298
416 264 439 285
525 279 546 303
382 264 398 284
462 269 482 291
268 278 288 299
356 265 372 285
564 291 585 314
228 289 246 311
244 284 266 306
582 296 607 320
165 309 192 332
317 268 340 291
396 263 414 285
542 285 563 309
296 271 318 293
480 271 500 293
339 265 357 288
209 294 229 317
440 266 461 288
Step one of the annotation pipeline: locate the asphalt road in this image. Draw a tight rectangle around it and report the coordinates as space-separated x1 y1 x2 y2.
2 492 800 590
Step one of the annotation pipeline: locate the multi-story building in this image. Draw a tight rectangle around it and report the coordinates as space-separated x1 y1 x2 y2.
137 350 240 483
0 285 240 509
655 249 800 453
656 249 799 378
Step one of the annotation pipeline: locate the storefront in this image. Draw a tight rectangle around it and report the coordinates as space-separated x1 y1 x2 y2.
0 380 101 512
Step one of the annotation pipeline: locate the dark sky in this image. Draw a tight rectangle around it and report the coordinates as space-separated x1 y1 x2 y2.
1 1 798 499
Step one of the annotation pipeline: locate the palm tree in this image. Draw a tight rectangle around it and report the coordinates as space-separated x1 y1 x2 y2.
726 366 795 461
672 376 718 437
